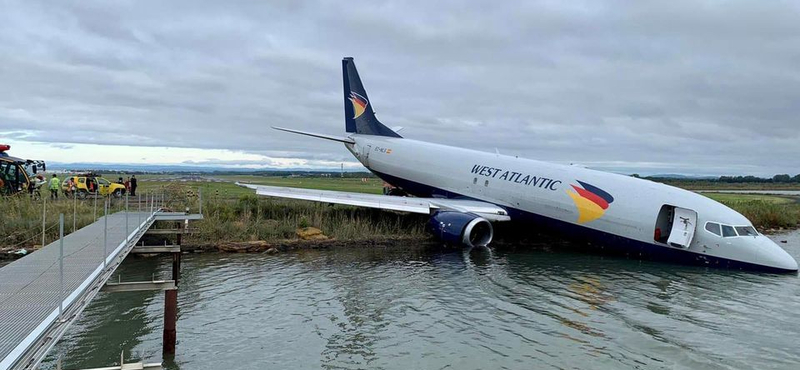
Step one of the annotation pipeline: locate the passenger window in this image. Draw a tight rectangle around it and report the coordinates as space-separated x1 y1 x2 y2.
735 226 758 237
484 180 489 187
473 177 477 185
705 222 721 236
721 225 736 237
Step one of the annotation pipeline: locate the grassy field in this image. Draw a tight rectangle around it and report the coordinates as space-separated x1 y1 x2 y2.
659 180 800 191
700 193 800 230
137 176 416 246
140 175 800 230
702 193 796 204
135 175 385 199
0 194 134 254
3 175 799 255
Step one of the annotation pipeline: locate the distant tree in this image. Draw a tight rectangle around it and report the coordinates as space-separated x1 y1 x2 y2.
773 174 792 183
631 173 640 178
792 174 800 183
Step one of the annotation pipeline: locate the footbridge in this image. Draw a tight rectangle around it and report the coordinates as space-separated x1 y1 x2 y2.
0 196 202 370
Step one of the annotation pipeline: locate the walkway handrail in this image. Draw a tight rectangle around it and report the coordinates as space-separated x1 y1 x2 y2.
0 210 158 370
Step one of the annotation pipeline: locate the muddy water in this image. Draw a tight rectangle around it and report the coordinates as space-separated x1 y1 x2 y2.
41 231 800 370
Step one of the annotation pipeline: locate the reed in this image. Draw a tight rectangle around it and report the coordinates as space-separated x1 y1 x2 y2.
3 182 798 254
716 199 800 230
186 194 428 245
0 194 129 251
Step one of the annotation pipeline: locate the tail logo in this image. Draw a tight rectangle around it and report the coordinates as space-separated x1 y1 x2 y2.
566 180 614 224
349 92 368 119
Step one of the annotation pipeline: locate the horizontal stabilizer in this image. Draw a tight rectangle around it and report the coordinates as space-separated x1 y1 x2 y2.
272 126 355 144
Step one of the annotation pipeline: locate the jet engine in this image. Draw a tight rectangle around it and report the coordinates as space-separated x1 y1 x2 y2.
428 211 493 248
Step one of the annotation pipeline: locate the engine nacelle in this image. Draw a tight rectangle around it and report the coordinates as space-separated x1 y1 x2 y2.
428 211 493 248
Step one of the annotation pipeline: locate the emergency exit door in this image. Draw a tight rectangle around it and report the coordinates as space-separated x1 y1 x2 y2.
667 207 697 249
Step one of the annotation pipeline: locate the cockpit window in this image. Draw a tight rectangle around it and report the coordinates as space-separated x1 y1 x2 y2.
721 225 736 237
735 226 758 237
704 222 721 236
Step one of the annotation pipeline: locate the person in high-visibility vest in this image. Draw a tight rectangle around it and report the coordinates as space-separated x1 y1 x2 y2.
48 174 60 200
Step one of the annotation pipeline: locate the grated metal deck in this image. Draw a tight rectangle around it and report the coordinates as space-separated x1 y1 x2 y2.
0 211 155 370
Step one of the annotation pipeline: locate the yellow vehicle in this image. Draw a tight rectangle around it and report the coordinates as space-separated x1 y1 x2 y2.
0 144 47 197
62 173 126 198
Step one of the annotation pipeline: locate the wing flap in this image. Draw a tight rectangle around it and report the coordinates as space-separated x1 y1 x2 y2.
238 183 510 221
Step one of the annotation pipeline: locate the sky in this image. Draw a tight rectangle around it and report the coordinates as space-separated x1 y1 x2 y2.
1 0 799 176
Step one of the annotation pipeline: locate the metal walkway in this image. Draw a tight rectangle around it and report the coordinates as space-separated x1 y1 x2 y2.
0 210 200 370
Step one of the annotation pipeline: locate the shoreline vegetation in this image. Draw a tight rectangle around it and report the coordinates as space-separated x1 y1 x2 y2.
2 175 799 259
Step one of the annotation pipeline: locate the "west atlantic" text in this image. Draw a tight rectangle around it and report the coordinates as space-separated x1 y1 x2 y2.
471 164 561 191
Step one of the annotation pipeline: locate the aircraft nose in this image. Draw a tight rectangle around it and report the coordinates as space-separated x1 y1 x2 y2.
757 237 798 272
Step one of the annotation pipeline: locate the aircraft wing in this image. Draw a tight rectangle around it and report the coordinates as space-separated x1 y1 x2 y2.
237 183 511 221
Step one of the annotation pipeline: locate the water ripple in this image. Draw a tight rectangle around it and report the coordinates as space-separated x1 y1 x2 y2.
41 231 800 370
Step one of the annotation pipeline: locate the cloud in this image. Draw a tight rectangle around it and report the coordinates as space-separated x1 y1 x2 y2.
1 0 799 176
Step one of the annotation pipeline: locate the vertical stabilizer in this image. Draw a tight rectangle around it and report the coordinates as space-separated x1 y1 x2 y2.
342 57 402 137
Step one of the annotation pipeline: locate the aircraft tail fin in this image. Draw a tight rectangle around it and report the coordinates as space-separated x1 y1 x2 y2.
342 57 402 138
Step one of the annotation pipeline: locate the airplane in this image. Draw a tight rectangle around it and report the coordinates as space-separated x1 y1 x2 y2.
240 57 798 273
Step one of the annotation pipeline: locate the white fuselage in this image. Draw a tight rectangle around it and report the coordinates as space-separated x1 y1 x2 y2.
347 134 797 272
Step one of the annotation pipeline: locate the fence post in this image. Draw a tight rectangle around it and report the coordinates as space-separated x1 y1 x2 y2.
41 196 47 248
72 192 77 233
93 192 97 221
59 214 64 321
103 199 108 269
138 193 141 225
125 195 129 243
198 187 202 215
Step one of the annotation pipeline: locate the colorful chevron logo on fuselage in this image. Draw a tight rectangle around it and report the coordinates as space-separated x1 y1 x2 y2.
349 92 368 119
566 180 614 224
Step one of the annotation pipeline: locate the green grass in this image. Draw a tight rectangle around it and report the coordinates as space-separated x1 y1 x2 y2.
701 193 800 230
0 194 131 252
5 175 799 254
188 194 427 245
703 193 795 204
135 175 384 200
1 179 427 253
662 180 800 191
138 180 424 245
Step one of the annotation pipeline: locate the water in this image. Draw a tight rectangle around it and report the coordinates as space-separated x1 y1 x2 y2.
42 232 800 370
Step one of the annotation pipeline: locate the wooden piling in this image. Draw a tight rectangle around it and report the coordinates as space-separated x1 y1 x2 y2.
163 289 177 355
172 251 181 285
164 244 181 355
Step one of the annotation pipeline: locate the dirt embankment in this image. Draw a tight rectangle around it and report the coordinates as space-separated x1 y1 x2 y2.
182 227 432 254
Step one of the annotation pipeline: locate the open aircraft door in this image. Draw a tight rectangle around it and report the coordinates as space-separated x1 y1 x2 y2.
667 207 697 249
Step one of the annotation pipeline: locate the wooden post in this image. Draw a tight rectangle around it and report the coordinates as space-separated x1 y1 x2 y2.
41 196 47 248
164 246 181 355
58 214 64 320
172 249 181 285
163 289 177 355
